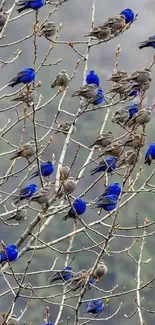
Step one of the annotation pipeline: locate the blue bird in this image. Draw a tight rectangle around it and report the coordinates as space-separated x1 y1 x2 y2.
93 87 104 105
30 161 55 179
48 266 73 283
14 183 37 204
8 68 35 87
86 70 100 87
63 198 87 220
85 299 104 314
91 156 117 175
144 143 155 166
120 8 134 24
0 244 18 264
93 194 118 211
17 0 45 13
128 103 139 118
139 35 155 50
43 323 53 325
97 183 121 203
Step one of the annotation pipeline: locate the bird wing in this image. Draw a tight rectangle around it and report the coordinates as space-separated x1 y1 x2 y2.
20 187 31 198
101 196 117 204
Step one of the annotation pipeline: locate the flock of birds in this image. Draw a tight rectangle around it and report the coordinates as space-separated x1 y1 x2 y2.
1 0 155 318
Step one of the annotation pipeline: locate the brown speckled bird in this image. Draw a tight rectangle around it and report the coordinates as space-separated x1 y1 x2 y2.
89 131 114 148
10 142 35 161
51 70 70 89
124 133 146 148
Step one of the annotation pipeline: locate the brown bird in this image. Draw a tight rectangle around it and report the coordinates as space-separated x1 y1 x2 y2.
10 142 35 161
107 70 128 83
117 149 141 168
72 84 98 100
60 165 70 180
0 10 7 31
51 70 70 89
99 141 124 157
85 25 111 40
125 107 152 128
68 270 93 291
91 261 108 281
124 133 146 149
10 89 36 107
122 68 151 85
89 131 114 148
112 107 129 124
54 121 76 135
6 208 27 223
38 21 57 39
56 177 76 199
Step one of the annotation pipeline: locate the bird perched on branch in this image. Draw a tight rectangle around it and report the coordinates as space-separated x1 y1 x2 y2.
121 68 151 85
85 25 111 40
144 143 155 166
118 149 141 168
107 80 139 99
0 244 18 263
10 142 35 161
60 165 70 180
124 133 146 148
107 70 128 83
10 89 36 107
86 70 100 87
139 35 155 50
72 84 101 100
91 156 117 175
14 184 37 204
68 270 94 291
85 299 104 314
93 194 118 211
112 107 129 125
30 187 51 205
30 161 54 179
99 141 124 158
51 70 70 89
63 198 87 221
89 131 114 148
48 266 73 283
38 22 57 39
56 177 76 199
125 107 152 129
91 261 108 281
0 9 7 31
6 208 27 223
54 121 76 135
97 182 121 200
16 0 45 13
8 68 35 87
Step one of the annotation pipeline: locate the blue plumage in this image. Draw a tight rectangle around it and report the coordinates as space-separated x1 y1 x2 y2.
8 68 35 87
128 103 139 118
139 35 155 50
144 143 155 166
93 87 104 105
48 266 73 283
120 8 134 24
17 0 45 13
30 161 55 179
93 194 118 211
98 182 121 201
86 299 104 314
0 244 18 263
14 183 37 204
86 70 100 87
63 198 87 220
91 156 117 175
